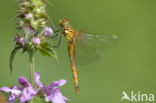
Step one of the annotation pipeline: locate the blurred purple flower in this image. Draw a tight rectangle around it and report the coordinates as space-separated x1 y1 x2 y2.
18 77 37 103
18 37 24 44
0 77 36 103
13 35 24 45
18 77 30 88
20 86 36 103
0 86 21 103
41 27 54 37
0 73 69 103
35 72 43 88
33 38 40 45
42 79 69 103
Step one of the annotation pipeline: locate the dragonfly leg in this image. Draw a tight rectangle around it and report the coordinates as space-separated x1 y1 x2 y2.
53 33 62 48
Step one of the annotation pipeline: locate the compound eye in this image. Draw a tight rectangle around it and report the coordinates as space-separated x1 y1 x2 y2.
64 28 66 31
70 30 73 33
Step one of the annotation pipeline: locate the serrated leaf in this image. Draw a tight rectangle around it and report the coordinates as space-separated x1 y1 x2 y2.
37 42 58 62
9 46 22 74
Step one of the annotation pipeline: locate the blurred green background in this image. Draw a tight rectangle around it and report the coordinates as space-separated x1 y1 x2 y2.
0 0 156 103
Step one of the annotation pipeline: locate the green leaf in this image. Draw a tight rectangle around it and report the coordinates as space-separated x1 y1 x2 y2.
37 42 58 62
9 46 22 75
28 96 48 103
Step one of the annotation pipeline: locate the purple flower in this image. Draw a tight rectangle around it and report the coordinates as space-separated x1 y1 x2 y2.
18 37 24 44
35 72 43 88
0 77 36 103
18 77 37 103
41 27 54 37
33 38 40 45
0 73 69 103
20 86 36 103
0 86 21 103
13 35 24 45
42 79 69 103
18 77 30 88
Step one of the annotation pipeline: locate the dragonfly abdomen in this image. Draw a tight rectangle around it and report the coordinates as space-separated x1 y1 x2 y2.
68 41 79 94
72 63 79 94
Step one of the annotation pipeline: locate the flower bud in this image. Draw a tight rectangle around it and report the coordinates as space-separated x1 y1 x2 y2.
17 21 24 28
31 20 38 29
13 35 20 43
25 13 33 20
41 27 53 37
18 37 24 45
33 38 40 45
35 9 41 14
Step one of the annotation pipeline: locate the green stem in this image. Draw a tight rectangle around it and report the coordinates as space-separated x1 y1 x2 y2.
29 51 36 90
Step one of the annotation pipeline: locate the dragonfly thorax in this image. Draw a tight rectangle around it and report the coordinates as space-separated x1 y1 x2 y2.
63 27 74 42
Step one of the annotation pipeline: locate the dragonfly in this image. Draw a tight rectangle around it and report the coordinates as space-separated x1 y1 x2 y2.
50 18 118 94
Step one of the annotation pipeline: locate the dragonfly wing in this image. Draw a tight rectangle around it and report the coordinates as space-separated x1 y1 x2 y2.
76 34 118 50
74 33 118 65
75 44 100 65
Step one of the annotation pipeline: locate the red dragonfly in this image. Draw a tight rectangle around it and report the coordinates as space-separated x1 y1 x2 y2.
51 18 117 94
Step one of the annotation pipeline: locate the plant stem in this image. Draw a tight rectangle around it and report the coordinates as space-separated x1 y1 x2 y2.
29 51 36 90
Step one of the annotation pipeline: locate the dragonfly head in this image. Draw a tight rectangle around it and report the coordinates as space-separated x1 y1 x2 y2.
64 27 74 41
59 18 69 27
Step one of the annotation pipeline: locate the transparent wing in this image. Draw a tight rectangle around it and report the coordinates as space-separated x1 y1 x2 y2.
74 32 118 65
